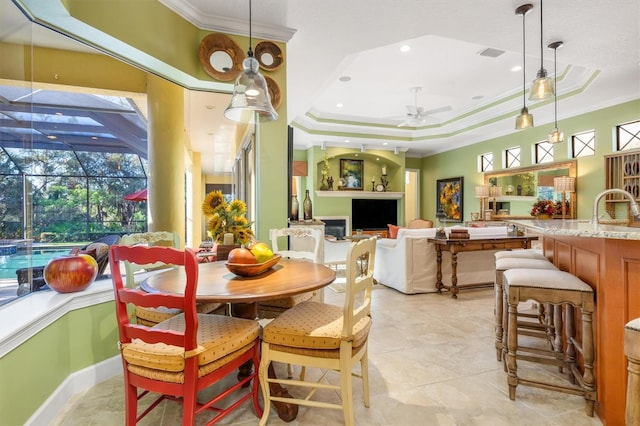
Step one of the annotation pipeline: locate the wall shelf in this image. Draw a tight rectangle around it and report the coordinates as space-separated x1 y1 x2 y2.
315 190 404 199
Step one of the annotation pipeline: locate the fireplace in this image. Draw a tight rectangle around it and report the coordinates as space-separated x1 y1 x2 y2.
316 216 350 240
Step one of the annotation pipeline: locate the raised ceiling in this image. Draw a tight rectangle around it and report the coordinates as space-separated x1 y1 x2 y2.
164 0 640 157
3 0 639 175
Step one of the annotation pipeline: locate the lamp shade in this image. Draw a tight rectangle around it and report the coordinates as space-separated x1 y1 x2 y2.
224 56 278 122
475 185 490 198
529 71 554 101
548 127 564 144
489 186 502 198
515 106 534 130
553 176 575 193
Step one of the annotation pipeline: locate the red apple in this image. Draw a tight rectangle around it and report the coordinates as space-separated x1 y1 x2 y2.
44 253 98 293
227 248 257 264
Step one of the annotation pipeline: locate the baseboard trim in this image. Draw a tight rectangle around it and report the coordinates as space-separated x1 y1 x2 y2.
26 355 122 425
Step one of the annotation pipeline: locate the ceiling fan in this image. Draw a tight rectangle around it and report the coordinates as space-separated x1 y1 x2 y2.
396 86 451 127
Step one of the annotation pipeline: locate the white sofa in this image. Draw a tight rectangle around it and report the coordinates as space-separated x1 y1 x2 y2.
373 226 509 294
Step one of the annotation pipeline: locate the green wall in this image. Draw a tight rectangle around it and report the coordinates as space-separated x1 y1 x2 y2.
0 301 118 425
421 100 640 221
294 146 406 225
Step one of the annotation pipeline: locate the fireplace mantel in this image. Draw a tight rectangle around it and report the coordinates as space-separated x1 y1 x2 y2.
315 190 403 199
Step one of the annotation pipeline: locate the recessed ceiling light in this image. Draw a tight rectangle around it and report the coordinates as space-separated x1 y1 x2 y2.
472 95 484 100
339 76 351 82
336 103 343 108
345 139 350 143
400 45 411 53
511 65 522 72
205 105 215 109
47 135 57 140
382 142 388 146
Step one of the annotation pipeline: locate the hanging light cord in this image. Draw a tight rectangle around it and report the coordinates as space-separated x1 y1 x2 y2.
538 0 544 70
553 46 558 127
522 10 527 107
248 0 254 57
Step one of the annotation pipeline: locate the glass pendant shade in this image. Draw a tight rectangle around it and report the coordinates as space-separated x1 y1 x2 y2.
529 69 554 101
529 0 554 101
515 106 534 130
224 56 278 122
548 127 564 144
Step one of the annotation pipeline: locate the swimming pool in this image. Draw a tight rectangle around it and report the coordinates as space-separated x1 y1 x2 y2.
0 250 71 280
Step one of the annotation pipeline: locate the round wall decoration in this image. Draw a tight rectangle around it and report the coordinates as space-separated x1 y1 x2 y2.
264 75 282 110
198 33 244 82
254 41 284 71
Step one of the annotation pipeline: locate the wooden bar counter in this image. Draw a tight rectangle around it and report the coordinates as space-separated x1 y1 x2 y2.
510 219 640 426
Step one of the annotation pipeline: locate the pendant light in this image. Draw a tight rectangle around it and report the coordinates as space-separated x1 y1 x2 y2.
529 0 554 101
515 4 534 130
224 0 278 123
547 41 564 143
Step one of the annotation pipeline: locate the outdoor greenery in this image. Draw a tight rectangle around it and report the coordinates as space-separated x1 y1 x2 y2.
0 148 147 242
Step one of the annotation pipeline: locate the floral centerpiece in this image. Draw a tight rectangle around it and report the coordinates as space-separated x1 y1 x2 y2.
530 199 559 218
202 190 254 245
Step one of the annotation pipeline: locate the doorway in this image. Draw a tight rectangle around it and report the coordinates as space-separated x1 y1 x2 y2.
405 169 420 224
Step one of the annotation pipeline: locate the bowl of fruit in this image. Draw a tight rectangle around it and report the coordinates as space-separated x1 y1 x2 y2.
225 242 281 277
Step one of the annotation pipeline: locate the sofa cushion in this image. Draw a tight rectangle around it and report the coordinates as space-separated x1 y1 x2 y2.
388 224 401 239
396 228 437 240
407 219 433 229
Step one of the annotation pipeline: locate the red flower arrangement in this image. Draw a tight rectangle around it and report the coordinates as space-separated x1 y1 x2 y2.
530 200 558 217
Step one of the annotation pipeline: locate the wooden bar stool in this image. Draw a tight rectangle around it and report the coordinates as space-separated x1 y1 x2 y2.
503 269 596 416
494 257 558 362
625 318 640 425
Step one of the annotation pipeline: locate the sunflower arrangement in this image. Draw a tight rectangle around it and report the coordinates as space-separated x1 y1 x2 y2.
202 190 254 245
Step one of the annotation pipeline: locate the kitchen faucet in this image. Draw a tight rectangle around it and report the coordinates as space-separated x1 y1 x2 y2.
592 188 640 224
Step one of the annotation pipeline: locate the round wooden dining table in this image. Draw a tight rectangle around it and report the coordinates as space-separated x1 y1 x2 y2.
140 258 336 422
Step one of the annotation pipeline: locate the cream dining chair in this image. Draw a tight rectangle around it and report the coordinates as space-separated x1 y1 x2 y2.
258 227 323 319
258 237 376 425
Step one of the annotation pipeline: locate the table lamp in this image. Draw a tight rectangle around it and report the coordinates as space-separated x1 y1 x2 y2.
474 185 490 219
489 186 503 217
554 176 575 219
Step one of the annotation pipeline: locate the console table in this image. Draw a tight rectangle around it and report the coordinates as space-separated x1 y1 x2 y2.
429 236 538 298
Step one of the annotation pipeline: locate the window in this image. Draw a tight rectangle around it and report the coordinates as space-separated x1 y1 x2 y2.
505 147 521 168
572 130 595 158
617 120 640 151
535 141 554 163
480 153 493 172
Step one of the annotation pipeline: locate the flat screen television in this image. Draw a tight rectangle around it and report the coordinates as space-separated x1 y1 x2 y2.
351 199 397 230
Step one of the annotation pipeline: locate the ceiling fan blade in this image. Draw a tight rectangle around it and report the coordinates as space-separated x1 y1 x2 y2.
423 105 452 115
405 105 419 115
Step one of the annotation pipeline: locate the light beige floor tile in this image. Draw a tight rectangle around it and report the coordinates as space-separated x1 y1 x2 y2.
50 286 603 426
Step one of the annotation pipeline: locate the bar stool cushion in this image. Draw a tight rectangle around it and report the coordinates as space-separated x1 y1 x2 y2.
495 257 556 271
495 250 547 261
504 269 593 293
626 318 640 353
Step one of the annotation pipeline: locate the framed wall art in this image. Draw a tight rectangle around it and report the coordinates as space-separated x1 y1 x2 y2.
339 159 363 190
436 177 463 222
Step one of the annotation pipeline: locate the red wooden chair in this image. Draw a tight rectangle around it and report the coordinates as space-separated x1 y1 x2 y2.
109 245 262 425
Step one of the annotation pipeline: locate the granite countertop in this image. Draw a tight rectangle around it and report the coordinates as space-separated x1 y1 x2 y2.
508 219 640 240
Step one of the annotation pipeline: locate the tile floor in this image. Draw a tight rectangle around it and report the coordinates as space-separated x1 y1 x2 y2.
50 283 604 425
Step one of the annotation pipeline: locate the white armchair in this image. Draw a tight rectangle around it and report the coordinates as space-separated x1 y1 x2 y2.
374 227 505 294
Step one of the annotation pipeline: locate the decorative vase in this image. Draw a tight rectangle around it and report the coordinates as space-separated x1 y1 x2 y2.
303 189 312 220
537 214 551 220
291 194 299 221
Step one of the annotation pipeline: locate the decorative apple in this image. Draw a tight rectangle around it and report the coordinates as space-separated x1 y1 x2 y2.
227 247 257 264
44 253 98 293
